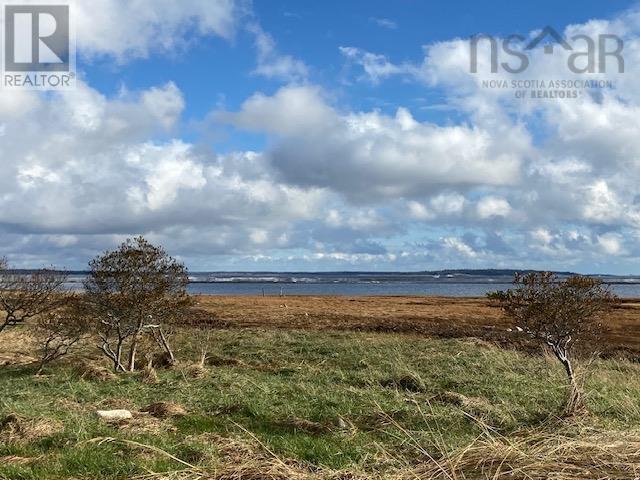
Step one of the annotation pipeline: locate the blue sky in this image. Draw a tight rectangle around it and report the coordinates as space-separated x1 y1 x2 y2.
1 0 640 273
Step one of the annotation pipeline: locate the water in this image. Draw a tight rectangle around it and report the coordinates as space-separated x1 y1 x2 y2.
64 272 640 298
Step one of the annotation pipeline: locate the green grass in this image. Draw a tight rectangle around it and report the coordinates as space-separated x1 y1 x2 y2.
2 328 640 479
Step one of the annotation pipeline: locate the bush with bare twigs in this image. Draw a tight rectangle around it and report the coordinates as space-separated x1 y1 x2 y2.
488 272 618 414
33 297 91 374
0 258 68 336
84 236 193 372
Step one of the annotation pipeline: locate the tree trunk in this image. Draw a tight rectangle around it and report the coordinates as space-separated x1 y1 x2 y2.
115 339 124 372
128 334 138 372
128 321 145 372
35 360 46 375
156 327 175 364
553 345 584 415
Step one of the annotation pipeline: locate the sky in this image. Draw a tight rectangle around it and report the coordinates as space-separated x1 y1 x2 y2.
1 0 640 273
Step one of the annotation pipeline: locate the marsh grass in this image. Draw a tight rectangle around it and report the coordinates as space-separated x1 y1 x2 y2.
1 328 640 479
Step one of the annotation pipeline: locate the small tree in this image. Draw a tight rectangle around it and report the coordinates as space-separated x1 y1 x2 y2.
0 258 68 336
84 237 192 372
34 296 90 374
488 272 618 414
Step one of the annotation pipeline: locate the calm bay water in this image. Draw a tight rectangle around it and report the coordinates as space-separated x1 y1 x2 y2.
67 272 640 298
187 281 640 297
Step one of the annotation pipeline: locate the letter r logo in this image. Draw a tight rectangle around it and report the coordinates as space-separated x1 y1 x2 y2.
4 5 69 71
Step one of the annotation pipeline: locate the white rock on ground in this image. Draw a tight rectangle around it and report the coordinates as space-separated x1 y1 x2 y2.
95 409 133 421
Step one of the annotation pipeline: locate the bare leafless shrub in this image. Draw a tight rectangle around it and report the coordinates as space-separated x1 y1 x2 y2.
0 258 68 336
84 236 192 372
33 296 90 374
488 272 618 414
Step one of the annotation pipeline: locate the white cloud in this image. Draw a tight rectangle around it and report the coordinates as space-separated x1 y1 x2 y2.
370 17 397 30
0 81 327 255
126 141 206 211
5 4 640 271
476 196 512 219
340 47 413 84
248 23 309 82
221 85 526 202
442 237 477 258
598 233 625 255
71 0 240 61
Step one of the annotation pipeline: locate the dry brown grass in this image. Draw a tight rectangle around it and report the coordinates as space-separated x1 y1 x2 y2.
185 362 209 378
77 363 118 381
142 402 188 418
90 434 368 480
433 391 511 425
140 364 160 384
407 424 640 480
190 295 640 357
0 329 38 366
0 455 43 465
0 413 63 444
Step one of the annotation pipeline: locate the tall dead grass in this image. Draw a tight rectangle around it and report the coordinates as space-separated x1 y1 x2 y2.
413 424 640 479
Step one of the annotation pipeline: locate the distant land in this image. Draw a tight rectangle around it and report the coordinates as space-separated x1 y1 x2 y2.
1 268 632 278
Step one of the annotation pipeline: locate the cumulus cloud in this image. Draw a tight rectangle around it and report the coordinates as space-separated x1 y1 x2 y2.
221 85 527 202
339 47 412 83
5 3 640 271
71 0 240 61
0 81 331 267
248 23 309 82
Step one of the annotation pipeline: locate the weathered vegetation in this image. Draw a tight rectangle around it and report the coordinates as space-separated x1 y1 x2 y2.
3 328 640 479
0 244 638 479
0 258 68 336
33 296 90 374
488 272 618 414
84 236 192 372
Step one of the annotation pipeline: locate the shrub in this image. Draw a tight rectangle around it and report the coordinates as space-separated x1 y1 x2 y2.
84 236 192 372
488 272 618 414
0 258 68 336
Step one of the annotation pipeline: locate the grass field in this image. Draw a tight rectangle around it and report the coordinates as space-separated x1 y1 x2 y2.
3 313 640 479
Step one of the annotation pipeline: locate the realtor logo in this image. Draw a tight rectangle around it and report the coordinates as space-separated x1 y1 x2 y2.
1 2 75 89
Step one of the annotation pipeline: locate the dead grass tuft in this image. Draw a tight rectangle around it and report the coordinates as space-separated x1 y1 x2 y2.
274 416 332 435
380 374 426 393
185 363 208 378
142 402 188 418
432 391 511 426
0 455 43 465
117 415 177 435
414 425 640 479
78 363 118 382
140 365 160 384
0 330 38 366
88 433 366 480
0 413 63 444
